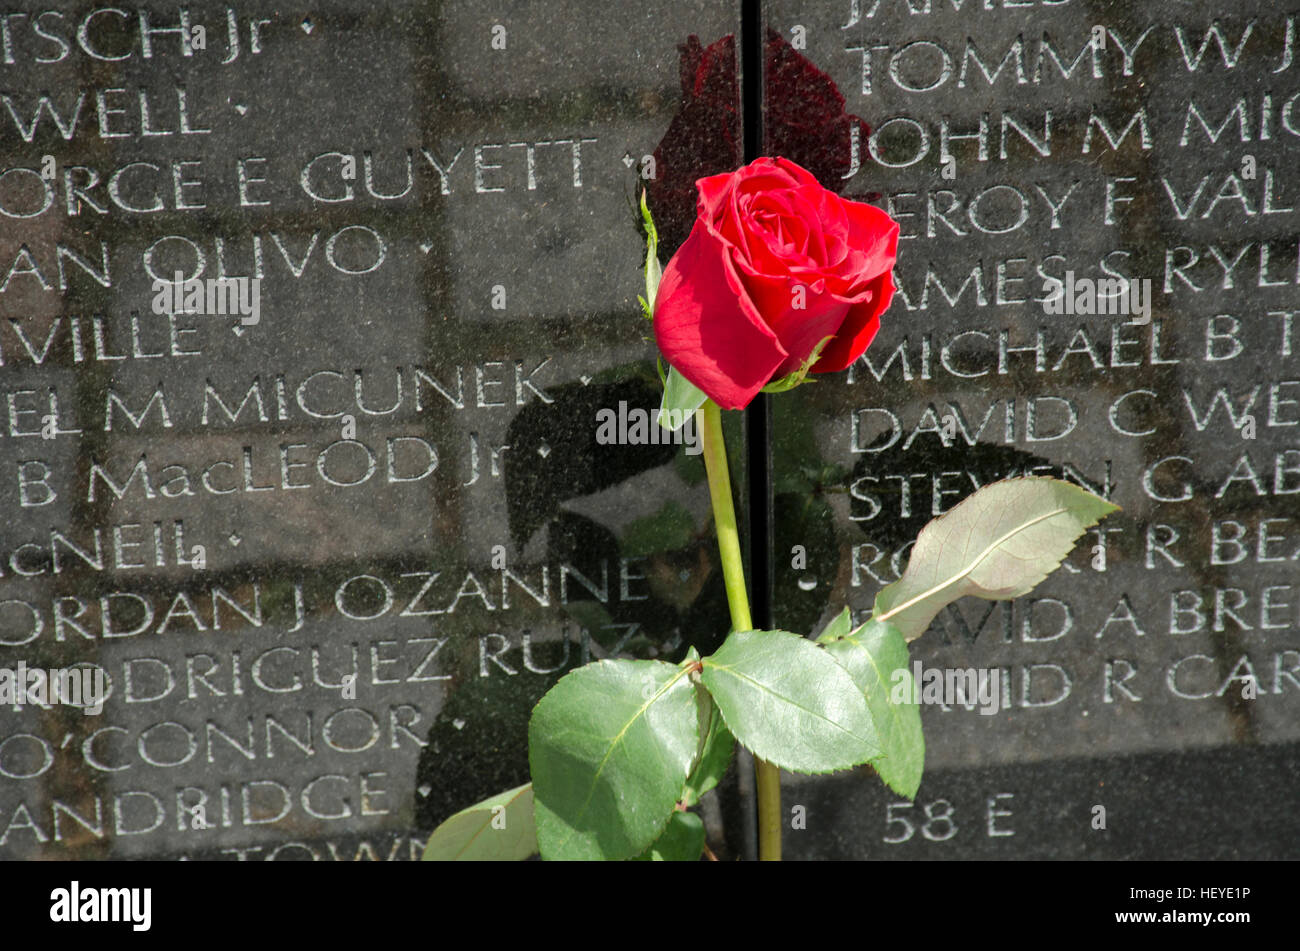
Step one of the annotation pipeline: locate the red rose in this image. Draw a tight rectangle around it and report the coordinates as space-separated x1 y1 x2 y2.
652 156 899 410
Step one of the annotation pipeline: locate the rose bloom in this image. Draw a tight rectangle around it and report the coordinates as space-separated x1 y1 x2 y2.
653 157 899 410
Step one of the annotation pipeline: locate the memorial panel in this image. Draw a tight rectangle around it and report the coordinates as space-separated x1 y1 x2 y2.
762 0 1300 858
0 0 749 860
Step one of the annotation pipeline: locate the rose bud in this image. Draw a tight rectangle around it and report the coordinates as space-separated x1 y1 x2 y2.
652 156 899 410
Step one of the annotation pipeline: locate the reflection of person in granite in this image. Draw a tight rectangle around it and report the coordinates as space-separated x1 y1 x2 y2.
647 29 871 260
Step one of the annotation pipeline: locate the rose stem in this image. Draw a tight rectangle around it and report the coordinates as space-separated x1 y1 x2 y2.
698 399 782 862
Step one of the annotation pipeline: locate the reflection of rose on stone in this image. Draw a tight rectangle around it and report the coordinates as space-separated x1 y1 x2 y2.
647 34 740 259
647 29 870 258
762 27 867 193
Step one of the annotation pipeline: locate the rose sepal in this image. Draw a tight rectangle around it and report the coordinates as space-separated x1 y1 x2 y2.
658 364 708 431
639 189 661 320
760 335 834 394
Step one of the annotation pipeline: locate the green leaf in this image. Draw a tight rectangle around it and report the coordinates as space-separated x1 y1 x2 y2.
641 189 661 314
822 619 925 799
874 476 1120 642
421 783 537 861
700 630 880 774
530 659 698 861
682 687 735 806
658 365 707 431
814 606 854 644
631 810 705 861
621 501 696 558
761 335 833 394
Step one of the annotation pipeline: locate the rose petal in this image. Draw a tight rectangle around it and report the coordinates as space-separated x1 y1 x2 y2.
736 202 800 274
840 199 900 284
739 269 850 376
716 178 761 263
770 156 823 188
784 187 833 264
696 171 734 218
794 185 846 266
812 270 896 373
653 220 789 410
744 190 824 271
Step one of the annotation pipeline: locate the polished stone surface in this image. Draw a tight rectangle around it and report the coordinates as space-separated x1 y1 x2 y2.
1 0 1294 863
0 0 746 859
762 0 1300 858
